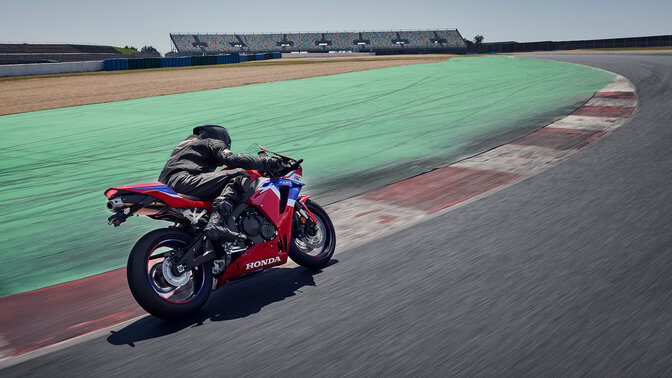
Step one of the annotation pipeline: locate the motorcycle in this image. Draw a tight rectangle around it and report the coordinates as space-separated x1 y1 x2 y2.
104 145 336 319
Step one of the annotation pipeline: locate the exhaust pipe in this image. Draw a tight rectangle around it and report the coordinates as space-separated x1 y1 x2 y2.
107 197 124 211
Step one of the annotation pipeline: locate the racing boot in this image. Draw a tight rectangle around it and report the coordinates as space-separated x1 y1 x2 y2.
204 200 247 242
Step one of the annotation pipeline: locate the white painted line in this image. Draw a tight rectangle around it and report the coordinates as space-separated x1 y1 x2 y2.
548 115 628 132
452 144 573 175
0 334 9 360
600 75 635 92
326 198 427 251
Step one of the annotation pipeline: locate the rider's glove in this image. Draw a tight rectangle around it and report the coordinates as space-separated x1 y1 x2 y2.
267 156 295 177
263 156 284 176
270 156 284 171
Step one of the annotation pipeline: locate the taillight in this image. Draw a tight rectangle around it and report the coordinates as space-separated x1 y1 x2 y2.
104 189 118 199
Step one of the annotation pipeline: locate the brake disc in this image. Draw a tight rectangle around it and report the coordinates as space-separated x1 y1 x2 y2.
150 263 173 293
302 225 324 249
162 257 190 287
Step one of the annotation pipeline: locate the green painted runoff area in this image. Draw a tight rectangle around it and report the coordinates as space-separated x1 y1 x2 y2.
0 57 614 296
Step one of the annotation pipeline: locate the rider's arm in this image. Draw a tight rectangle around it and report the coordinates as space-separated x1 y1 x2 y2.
210 140 273 171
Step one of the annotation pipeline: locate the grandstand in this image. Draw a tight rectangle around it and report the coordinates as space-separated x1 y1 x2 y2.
171 29 467 55
0 43 126 65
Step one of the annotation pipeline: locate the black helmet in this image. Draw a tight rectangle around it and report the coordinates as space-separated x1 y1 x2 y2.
193 125 231 149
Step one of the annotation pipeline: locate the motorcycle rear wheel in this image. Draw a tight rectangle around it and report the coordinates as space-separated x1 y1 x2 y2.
127 228 212 320
289 200 336 269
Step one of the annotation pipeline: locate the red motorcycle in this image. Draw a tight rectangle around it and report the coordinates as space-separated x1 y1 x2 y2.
104 146 335 319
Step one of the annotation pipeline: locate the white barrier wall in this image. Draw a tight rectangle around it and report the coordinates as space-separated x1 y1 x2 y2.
0 60 104 77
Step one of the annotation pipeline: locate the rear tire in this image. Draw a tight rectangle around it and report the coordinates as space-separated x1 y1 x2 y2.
127 228 212 320
289 200 336 269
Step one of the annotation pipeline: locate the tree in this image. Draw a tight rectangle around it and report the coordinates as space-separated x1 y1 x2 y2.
140 45 160 56
473 35 484 45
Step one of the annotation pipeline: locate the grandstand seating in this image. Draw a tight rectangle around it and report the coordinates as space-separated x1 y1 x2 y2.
331 32 361 50
171 29 466 54
362 31 396 48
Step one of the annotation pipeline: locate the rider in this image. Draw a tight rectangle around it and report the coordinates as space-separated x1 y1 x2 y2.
158 125 286 241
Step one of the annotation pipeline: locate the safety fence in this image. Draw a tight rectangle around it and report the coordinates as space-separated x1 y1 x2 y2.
103 52 281 71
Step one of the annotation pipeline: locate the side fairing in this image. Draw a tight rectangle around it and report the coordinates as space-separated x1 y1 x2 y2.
247 178 302 226
218 177 303 284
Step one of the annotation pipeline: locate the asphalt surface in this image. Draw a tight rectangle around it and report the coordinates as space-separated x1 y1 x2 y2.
4 53 672 376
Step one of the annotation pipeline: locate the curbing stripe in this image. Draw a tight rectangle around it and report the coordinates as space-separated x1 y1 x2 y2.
593 91 636 99
361 166 522 213
329 73 636 250
584 97 637 107
0 268 143 359
510 127 606 150
572 106 634 118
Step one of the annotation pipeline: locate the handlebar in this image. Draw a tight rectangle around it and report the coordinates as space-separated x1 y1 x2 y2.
263 157 303 178
288 159 303 172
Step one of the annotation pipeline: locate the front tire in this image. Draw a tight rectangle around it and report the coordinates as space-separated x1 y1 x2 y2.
127 228 212 320
289 200 336 269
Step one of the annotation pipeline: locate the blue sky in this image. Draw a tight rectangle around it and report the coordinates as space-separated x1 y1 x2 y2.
1 0 670 53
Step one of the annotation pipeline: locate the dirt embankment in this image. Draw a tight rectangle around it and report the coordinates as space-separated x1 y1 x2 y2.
0 57 448 116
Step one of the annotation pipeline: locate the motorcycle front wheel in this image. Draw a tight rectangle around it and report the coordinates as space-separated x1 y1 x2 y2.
289 200 336 269
127 228 212 320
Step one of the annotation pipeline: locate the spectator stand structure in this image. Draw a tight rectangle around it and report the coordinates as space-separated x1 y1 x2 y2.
170 29 468 55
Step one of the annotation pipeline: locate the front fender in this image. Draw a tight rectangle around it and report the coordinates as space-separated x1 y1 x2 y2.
296 196 317 222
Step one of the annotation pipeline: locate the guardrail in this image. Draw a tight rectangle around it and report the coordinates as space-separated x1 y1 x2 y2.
103 52 281 71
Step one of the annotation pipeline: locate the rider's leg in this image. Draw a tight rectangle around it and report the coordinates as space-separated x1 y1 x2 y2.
204 171 254 241
162 170 232 199
162 169 252 241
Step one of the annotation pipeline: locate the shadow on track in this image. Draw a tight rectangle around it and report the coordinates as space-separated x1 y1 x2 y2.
106 261 338 347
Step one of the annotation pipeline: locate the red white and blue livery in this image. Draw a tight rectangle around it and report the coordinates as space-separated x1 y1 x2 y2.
104 145 335 319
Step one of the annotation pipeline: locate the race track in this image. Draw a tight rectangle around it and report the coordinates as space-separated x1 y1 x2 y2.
3 53 672 376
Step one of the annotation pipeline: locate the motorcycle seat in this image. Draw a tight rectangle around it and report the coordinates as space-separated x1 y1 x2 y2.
177 192 211 201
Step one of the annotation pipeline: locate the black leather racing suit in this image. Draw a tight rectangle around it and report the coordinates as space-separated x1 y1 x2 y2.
158 125 275 240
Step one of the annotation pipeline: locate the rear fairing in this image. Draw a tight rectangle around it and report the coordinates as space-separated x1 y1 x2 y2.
107 182 212 209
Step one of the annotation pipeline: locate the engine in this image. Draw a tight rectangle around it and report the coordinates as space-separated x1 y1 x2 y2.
238 208 277 242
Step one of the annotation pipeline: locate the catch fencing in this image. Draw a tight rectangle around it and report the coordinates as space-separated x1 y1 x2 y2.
103 52 281 71
0 52 282 77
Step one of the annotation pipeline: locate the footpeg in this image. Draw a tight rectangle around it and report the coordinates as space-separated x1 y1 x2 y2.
108 213 127 227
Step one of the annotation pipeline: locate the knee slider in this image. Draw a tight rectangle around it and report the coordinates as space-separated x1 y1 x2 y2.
212 198 233 214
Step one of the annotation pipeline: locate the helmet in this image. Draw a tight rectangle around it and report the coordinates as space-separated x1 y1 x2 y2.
193 125 231 149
